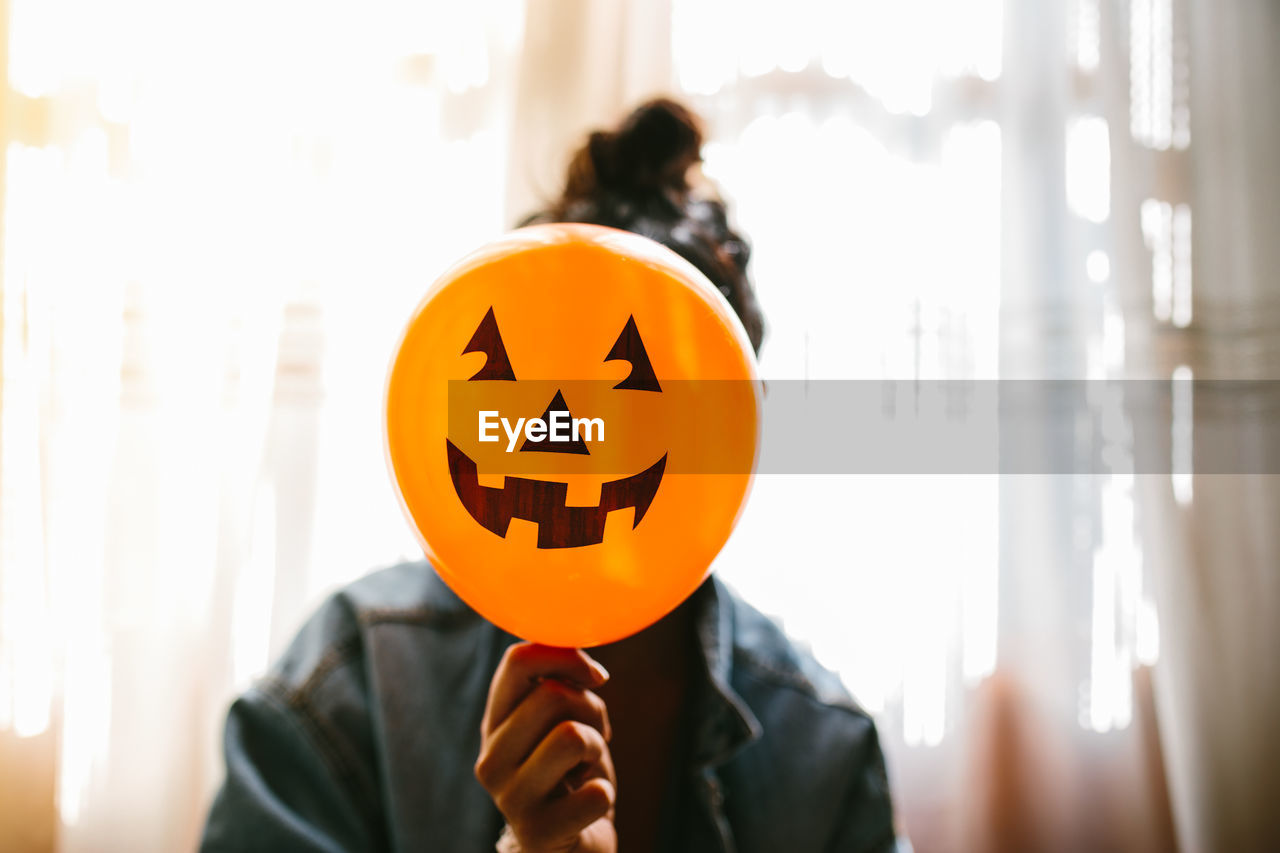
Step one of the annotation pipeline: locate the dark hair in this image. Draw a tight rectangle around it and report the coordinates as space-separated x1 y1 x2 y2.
521 98 765 354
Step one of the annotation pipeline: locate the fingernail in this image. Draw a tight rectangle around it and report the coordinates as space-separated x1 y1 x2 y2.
587 657 610 683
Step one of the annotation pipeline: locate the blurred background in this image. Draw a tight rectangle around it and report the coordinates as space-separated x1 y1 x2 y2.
1 0 1277 850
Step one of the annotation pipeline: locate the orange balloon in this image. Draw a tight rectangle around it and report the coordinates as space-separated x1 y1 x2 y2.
385 223 761 647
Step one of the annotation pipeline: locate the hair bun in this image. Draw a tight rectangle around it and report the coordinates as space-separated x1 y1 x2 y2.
528 98 764 355
598 98 703 193
586 130 620 186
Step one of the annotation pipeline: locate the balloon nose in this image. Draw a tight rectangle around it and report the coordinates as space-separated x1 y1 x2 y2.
518 389 591 455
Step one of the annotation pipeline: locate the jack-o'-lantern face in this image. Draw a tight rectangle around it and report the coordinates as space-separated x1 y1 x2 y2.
444 308 669 550
386 224 760 647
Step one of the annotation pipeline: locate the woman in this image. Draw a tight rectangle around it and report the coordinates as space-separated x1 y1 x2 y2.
201 100 897 853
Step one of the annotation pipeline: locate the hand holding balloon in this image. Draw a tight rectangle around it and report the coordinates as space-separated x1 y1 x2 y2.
475 643 617 853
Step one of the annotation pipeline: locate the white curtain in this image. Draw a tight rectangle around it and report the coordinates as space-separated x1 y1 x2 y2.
1 1 1276 851
1135 1 1280 849
1 2 525 849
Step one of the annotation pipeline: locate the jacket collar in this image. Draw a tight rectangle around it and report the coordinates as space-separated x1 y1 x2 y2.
688 577 763 769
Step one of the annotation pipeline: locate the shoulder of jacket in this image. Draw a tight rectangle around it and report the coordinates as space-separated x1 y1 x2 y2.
719 578 872 721
264 559 483 698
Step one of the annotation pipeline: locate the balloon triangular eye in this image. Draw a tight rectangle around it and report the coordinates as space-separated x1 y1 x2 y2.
605 316 661 392
463 307 516 381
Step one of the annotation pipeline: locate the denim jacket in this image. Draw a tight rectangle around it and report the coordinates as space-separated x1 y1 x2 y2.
200 561 897 852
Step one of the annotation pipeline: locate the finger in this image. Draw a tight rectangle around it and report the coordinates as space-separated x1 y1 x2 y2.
561 718 616 795
544 778 616 840
484 643 609 732
502 721 609 814
475 681 610 792
511 778 616 852
563 741 615 792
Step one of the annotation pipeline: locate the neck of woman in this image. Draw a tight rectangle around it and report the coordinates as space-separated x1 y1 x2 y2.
588 594 699 687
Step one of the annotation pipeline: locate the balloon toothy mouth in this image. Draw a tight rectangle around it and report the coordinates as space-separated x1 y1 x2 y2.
445 440 667 549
